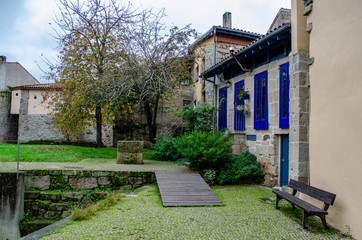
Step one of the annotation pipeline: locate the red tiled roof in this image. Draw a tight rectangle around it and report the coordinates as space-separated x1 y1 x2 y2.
10 83 59 91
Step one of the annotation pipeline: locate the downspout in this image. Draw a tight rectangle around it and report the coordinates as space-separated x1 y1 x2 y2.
213 27 217 132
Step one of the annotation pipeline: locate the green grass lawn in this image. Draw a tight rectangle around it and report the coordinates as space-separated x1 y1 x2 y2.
0 144 154 162
41 185 342 240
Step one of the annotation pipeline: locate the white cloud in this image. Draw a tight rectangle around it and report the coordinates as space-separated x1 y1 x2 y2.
1 0 291 82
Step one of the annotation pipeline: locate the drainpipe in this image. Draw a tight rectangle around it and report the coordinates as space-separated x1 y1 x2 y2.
213 27 217 132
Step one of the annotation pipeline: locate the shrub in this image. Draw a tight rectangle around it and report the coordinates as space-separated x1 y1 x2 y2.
177 131 232 171
177 102 214 132
151 135 181 161
217 151 264 185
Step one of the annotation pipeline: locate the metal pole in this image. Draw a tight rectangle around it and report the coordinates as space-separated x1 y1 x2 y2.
17 139 20 179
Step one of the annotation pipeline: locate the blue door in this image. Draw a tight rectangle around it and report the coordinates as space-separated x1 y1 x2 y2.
218 87 227 130
280 135 289 186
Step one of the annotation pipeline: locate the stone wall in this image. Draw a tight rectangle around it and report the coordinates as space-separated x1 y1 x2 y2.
18 113 114 147
23 169 156 191
288 50 310 184
21 169 156 222
0 91 11 141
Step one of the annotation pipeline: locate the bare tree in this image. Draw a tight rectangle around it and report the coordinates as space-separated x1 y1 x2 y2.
48 0 136 147
105 9 196 143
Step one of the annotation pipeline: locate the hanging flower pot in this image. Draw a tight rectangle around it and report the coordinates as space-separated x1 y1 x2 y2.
243 93 250 100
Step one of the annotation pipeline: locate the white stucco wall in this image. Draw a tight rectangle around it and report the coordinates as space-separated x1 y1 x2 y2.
294 0 362 238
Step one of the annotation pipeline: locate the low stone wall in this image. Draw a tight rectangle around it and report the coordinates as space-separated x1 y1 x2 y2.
23 169 156 190
18 114 114 147
24 190 109 220
22 169 156 221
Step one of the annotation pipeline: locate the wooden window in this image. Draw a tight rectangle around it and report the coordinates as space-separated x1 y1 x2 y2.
279 62 290 128
234 80 245 130
254 71 268 129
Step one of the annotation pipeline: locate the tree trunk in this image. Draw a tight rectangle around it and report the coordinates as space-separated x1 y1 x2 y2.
95 104 104 148
143 95 159 144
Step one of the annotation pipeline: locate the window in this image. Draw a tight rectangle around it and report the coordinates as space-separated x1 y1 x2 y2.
218 87 227 130
234 80 245 130
15 92 19 96
254 71 268 129
33 95 37 100
279 62 290 128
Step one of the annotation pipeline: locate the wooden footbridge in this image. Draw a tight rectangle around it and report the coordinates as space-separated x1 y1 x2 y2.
155 171 223 207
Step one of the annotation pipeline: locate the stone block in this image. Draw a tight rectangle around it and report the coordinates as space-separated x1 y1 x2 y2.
117 140 143 153
62 192 84 201
261 163 277 176
49 170 62 176
117 152 143 164
97 177 111 186
49 203 68 211
117 140 144 164
24 175 50 190
92 171 110 177
62 170 79 176
24 191 40 199
69 177 98 190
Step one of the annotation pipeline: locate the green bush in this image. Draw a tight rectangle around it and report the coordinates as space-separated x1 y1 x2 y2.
177 131 232 171
217 151 264 185
176 102 214 132
151 135 181 161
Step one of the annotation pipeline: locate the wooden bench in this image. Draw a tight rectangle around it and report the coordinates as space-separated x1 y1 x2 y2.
272 179 336 229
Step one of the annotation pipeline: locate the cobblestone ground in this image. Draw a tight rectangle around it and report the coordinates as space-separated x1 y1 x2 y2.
41 185 342 240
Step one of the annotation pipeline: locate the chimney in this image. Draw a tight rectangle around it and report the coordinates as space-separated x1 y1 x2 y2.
223 12 232 28
0 56 6 62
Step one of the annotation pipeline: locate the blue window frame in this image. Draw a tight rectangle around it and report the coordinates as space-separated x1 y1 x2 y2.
218 87 227 130
234 80 245 130
254 71 268 129
279 62 290 128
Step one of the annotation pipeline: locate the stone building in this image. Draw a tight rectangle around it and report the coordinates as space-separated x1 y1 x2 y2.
190 12 261 106
200 23 292 187
10 83 113 147
0 57 39 142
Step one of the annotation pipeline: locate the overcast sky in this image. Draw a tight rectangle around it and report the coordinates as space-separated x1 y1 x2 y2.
0 0 290 83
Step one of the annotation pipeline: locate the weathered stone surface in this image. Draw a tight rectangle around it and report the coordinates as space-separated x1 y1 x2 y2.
25 191 40 199
49 170 62 176
117 141 143 153
49 203 68 211
61 192 84 201
24 175 50 190
92 171 110 177
69 177 98 189
97 177 111 186
40 192 61 201
117 152 143 164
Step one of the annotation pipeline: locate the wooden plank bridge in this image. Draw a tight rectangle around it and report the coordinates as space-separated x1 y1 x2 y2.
155 171 223 207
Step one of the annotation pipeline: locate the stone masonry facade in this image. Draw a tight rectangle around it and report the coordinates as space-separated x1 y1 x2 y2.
222 57 290 187
288 50 310 184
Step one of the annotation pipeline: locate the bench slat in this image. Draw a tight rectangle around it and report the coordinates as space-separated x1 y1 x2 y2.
289 179 336 205
273 190 328 215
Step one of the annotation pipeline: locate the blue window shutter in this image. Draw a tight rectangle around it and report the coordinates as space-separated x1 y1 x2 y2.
234 80 245 130
254 71 268 130
218 87 227 130
279 62 290 128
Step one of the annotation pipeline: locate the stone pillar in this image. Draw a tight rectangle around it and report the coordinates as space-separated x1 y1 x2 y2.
0 172 24 240
0 91 11 141
289 50 310 184
117 141 144 164
18 89 29 143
